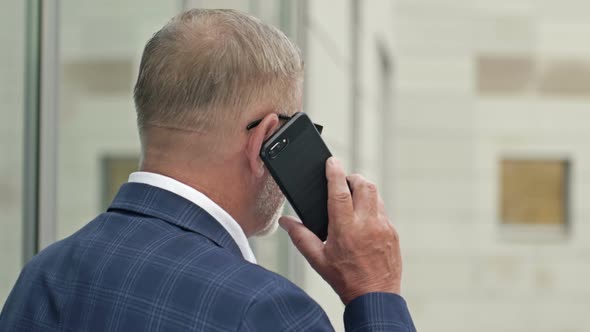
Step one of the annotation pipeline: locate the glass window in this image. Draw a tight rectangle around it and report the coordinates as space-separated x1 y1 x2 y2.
0 0 27 307
56 0 180 239
499 159 570 242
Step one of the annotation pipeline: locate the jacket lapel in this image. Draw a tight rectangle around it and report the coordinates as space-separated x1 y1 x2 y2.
107 182 243 259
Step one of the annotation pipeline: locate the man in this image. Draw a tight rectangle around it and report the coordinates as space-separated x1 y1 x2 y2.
1 9 415 331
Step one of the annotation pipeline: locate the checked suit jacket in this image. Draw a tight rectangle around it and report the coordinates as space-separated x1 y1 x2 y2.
0 182 416 331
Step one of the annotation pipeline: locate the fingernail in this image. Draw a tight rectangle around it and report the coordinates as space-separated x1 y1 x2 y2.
328 157 337 166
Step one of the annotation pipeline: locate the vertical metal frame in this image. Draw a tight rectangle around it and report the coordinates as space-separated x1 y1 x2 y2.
377 41 394 208
37 0 61 250
350 0 361 172
22 0 42 263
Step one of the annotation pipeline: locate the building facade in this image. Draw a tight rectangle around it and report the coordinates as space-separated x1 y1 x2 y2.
2 0 590 331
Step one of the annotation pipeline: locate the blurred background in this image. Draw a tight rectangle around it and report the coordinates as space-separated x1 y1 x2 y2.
2 0 590 331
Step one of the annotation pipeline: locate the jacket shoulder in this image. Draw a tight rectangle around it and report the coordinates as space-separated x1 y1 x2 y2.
234 262 334 331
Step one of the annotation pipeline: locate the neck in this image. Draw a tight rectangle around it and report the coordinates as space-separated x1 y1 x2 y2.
140 147 259 237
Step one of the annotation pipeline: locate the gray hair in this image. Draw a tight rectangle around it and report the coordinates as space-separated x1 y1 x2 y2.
133 9 304 135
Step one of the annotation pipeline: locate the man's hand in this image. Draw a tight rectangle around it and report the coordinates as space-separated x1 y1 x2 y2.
279 157 402 305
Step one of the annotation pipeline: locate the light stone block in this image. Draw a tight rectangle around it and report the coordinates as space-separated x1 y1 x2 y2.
306 31 352 151
397 56 473 94
395 93 475 131
394 17 475 57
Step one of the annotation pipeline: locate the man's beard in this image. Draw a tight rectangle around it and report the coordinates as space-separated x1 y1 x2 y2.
253 174 285 237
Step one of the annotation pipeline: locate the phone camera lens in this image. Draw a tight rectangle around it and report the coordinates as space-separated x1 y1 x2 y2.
268 137 289 159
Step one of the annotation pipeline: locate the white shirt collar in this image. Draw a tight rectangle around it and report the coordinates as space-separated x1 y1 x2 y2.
128 171 257 264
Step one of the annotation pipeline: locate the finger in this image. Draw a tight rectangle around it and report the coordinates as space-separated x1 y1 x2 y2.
346 174 378 219
279 216 325 270
325 157 354 229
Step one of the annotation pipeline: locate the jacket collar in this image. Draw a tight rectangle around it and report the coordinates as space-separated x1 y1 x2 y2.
107 182 243 259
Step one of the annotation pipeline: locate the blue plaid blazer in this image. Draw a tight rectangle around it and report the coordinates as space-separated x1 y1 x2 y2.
1 182 416 331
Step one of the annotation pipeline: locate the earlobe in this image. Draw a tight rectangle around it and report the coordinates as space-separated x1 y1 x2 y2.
250 141 265 179
255 161 265 178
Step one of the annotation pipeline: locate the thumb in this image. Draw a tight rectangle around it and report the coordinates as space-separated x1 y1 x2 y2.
279 216 325 269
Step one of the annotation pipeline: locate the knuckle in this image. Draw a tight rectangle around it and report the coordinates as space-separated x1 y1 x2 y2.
390 227 400 242
377 221 391 235
365 182 378 194
346 174 362 187
375 217 396 237
331 191 351 203
355 178 377 193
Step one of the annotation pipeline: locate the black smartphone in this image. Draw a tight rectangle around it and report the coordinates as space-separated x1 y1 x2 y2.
260 112 332 241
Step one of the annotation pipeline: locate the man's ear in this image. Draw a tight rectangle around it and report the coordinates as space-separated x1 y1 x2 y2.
245 113 280 178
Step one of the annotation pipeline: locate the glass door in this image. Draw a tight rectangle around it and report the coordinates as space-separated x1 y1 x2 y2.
0 0 36 307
